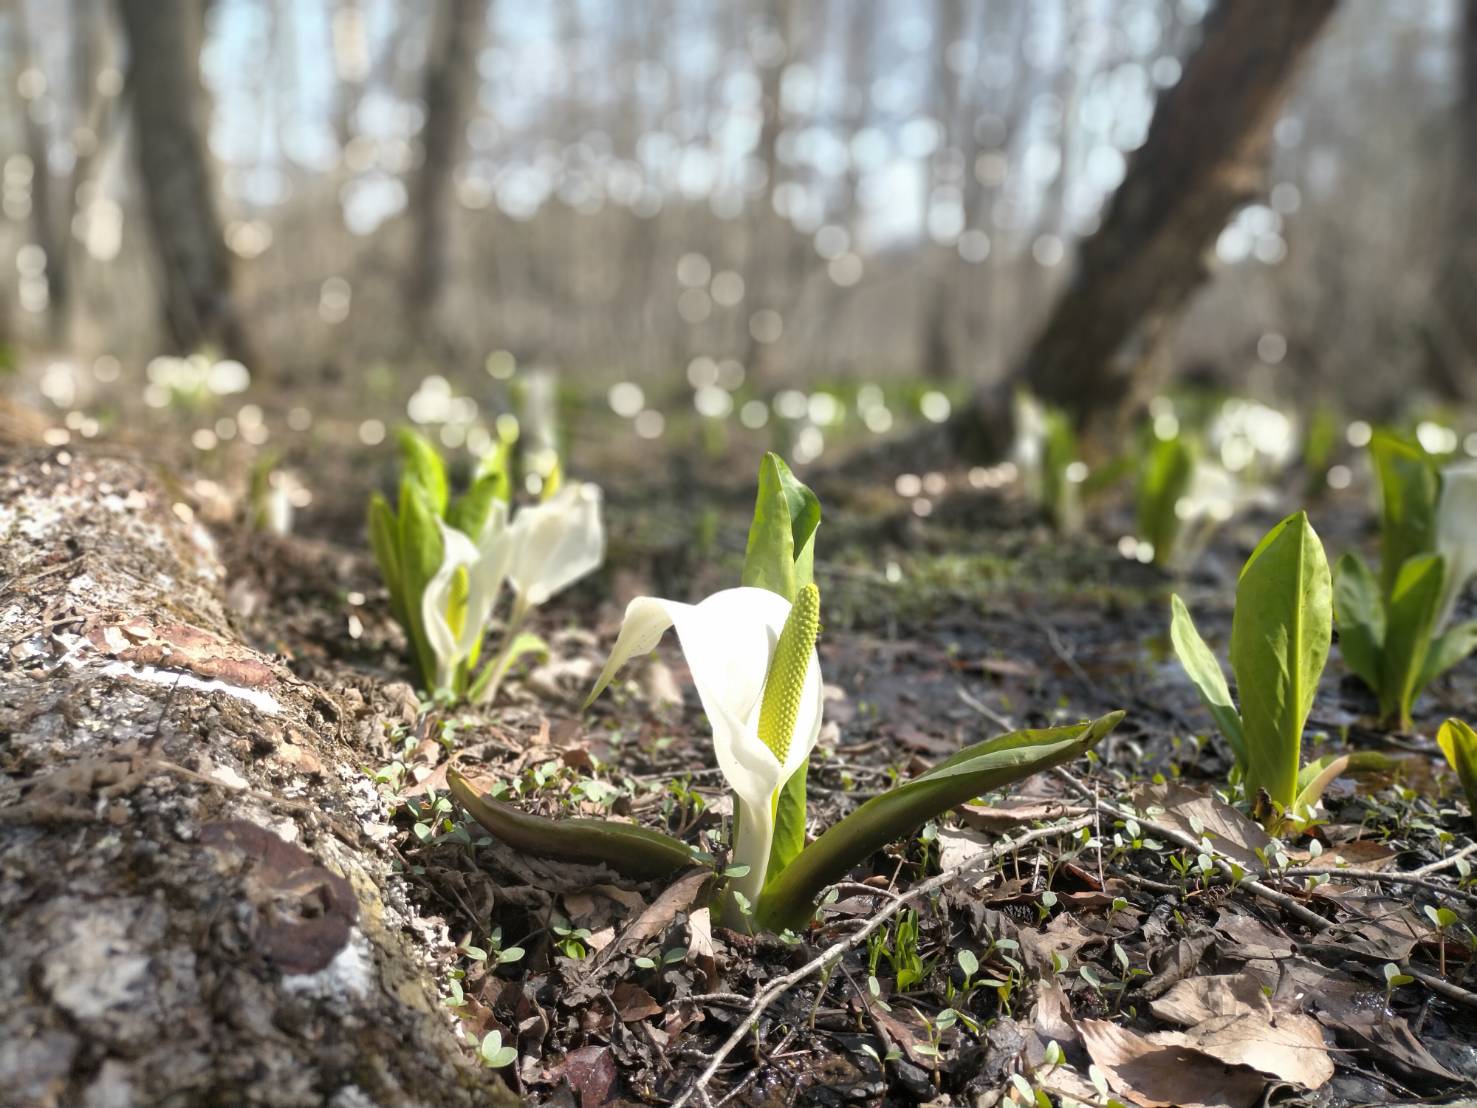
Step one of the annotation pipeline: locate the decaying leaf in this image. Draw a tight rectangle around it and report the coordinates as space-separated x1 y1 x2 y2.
1133 781 1272 871
1149 975 1333 1088
1079 1019 1268 1108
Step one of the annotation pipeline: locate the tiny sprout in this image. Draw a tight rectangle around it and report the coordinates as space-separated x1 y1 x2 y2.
1382 961 1414 1005
957 949 979 980
478 1030 518 1069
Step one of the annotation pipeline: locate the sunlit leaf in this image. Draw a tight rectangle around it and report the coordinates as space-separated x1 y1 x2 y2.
742 452 820 602
397 427 450 518
1169 594 1246 768
1228 511 1331 813
1437 718 1477 830
1369 430 1437 601
1381 553 1444 729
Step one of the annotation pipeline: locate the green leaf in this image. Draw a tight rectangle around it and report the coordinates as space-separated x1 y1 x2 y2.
767 761 808 886
1369 431 1438 600
1382 553 1445 728
1168 594 1246 769
1419 619 1477 695
742 453 821 601
398 478 445 690
450 470 506 540
1332 552 1385 697
448 769 704 881
398 427 450 518
753 712 1125 933
369 493 406 627
1229 512 1331 813
1136 436 1197 566
1437 718 1477 829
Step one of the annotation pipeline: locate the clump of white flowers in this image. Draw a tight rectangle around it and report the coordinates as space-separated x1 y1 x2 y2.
369 429 603 703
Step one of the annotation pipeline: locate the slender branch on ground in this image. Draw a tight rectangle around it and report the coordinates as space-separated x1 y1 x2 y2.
1283 866 1477 902
668 815 1095 1108
1051 770 1477 1011
1410 842 1477 878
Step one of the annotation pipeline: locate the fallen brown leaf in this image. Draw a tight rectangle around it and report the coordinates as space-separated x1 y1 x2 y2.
1133 781 1271 871
1150 975 1333 1088
1079 1019 1267 1108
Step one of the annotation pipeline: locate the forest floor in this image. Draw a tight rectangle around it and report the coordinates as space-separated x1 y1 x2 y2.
218 420 1477 1108
9 383 1477 1106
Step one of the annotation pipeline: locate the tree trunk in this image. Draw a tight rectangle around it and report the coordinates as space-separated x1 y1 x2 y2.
0 449 520 1108
953 0 1337 456
1425 0 1477 403
116 0 257 366
406 0 487 341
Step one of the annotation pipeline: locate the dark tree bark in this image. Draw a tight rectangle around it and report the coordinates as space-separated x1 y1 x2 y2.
116 0 257 365
0 450 521 1108
406 0 488 339
953 0 1338 455
1426 0 1477 403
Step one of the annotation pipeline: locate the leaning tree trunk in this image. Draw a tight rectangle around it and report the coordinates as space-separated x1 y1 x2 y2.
115 0 257 367
1425 0 1477 404
0 449 519 1108
949 0 1337 457
405 0 487 342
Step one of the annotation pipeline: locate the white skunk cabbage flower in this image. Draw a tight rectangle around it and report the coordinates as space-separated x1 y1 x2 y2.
586 585 823 911
422 503 512 690
1435 461 1477 631
506 482 605 607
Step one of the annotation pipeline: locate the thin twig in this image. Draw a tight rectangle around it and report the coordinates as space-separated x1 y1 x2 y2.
1053 771 1477 1011
1283 866 1477 902
668 815 1094 1108
1410 842 1477 878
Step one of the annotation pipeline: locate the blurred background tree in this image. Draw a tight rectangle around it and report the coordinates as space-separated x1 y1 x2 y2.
0 0 1470 440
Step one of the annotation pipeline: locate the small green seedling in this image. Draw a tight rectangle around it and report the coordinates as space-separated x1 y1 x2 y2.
450 453 1124 933
1382 962 1413 1007
1171 511 1336 827
1333 434 1477 729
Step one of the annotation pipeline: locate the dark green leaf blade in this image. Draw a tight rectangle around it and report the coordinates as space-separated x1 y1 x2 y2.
754 712 1124 933
766 761 808 887
448 769 703 881
1419 620 1477 695
1369 431 1438 599
398 478 445 690
369 493 406 627
1332 552 1385 697
1382 553 1444 728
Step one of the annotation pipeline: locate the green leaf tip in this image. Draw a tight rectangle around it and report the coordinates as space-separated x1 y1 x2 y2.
758 584 820 763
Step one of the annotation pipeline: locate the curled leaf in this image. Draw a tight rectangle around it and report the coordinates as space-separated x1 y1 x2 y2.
448 769 703 881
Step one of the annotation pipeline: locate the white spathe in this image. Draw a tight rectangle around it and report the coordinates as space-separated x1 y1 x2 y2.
1435 462 1477 631
421 503 512 690
506 482 605 606
588 586 823 908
